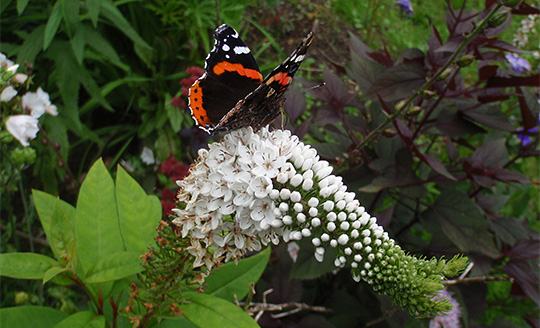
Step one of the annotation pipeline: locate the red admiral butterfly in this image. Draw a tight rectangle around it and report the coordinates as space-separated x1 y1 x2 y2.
189 24 313 135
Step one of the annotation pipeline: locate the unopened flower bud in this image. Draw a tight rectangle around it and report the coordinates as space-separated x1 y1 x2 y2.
457 55 475 67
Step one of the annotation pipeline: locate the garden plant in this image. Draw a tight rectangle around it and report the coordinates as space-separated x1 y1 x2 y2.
0 0 538 327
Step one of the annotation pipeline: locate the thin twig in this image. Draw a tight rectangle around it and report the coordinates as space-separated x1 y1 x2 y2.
444 275 515 285
1 224 49 247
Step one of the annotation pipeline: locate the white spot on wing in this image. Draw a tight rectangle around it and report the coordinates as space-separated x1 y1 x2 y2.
234 46 250 54
295 54 305 62
222 44 230 51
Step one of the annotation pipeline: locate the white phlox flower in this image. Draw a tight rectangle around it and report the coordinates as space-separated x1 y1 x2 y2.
22 87 57 118
1 86 17 102
5 115 40 147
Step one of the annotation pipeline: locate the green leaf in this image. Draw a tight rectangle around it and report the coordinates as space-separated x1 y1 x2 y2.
165 94 183 133
50 198 77 263
44 1 64 50
86 0 102 27
116 166 161 255
76 159 124 274
85 251 143 284
0 306 68 328
17 0 30 14
205 247 270 302
180 292 259 328
0 253 56 279
33 190 76 244
100 0 152 51
53 311 105 328
48 41 83 133
70 26 85 64
43 266 69 284
62 0 80 35
17 25 45 65
80 25 125 69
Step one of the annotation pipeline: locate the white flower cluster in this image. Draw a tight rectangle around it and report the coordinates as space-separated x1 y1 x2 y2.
172 126 467 317
1 53 58 147
172 127 391 275
513 14 538 48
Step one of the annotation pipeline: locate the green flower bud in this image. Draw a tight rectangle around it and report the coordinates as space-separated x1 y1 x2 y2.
488 12 509 28
457 54 476 67
10 147 36 165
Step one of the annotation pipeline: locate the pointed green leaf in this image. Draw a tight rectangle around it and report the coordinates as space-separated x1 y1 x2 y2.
43 1 64 50
76 159 124 274
180 292 258 328
43 266 69 284
85 251 143 284
116 166 161 255
17 25 45 65
100 1 152 51
0 306 68 328
62 0 80 36
0 253 56 279
48 41 82 133
17 0 30 14
50 198 77 263
86 0 102 27
53 311 105 328
205 247 270 302
33 190 76 246
80 25 125 69
70 26 85 64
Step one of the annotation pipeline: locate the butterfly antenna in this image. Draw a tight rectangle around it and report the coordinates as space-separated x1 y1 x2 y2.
304 82 325 92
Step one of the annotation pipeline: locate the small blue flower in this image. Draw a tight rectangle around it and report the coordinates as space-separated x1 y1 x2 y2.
517 115 539 146
394 0 414 17
505 53 531 73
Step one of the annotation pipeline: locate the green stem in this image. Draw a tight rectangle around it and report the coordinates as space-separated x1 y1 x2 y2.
18 172 34 253
354 2 505 151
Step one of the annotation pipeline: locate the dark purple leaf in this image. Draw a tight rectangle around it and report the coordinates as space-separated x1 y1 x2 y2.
268 245 303 304
347 55 386 94
517 87 540 130
507 238 540 259
493 168 531 184
484 39 527 53
486 73 540 88
284 86 307 123
312 142 345 159
292 116 312 140
348 32 392 67
476 193 510 213
299 315 336 328
358 176 396 193
489 217 529 246
478 64 499 81
418 153 456 180
373 204 395 228
394 119 413 142
471 174 496 187
314 107 341 126
366 61 426 102
436 110 486 137
445 137 459 162
424 189 500 258
462 105 514 131
512 3 540 15
472 138 507 168
434 37 463 53
503 259 540 306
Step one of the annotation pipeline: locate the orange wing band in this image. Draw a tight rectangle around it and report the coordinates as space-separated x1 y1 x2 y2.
189 80 212 126
213 62 263 82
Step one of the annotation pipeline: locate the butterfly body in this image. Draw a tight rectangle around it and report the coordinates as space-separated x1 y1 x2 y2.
189 24 313 135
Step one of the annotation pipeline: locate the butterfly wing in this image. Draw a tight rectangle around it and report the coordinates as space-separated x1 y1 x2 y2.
189 24 263 132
